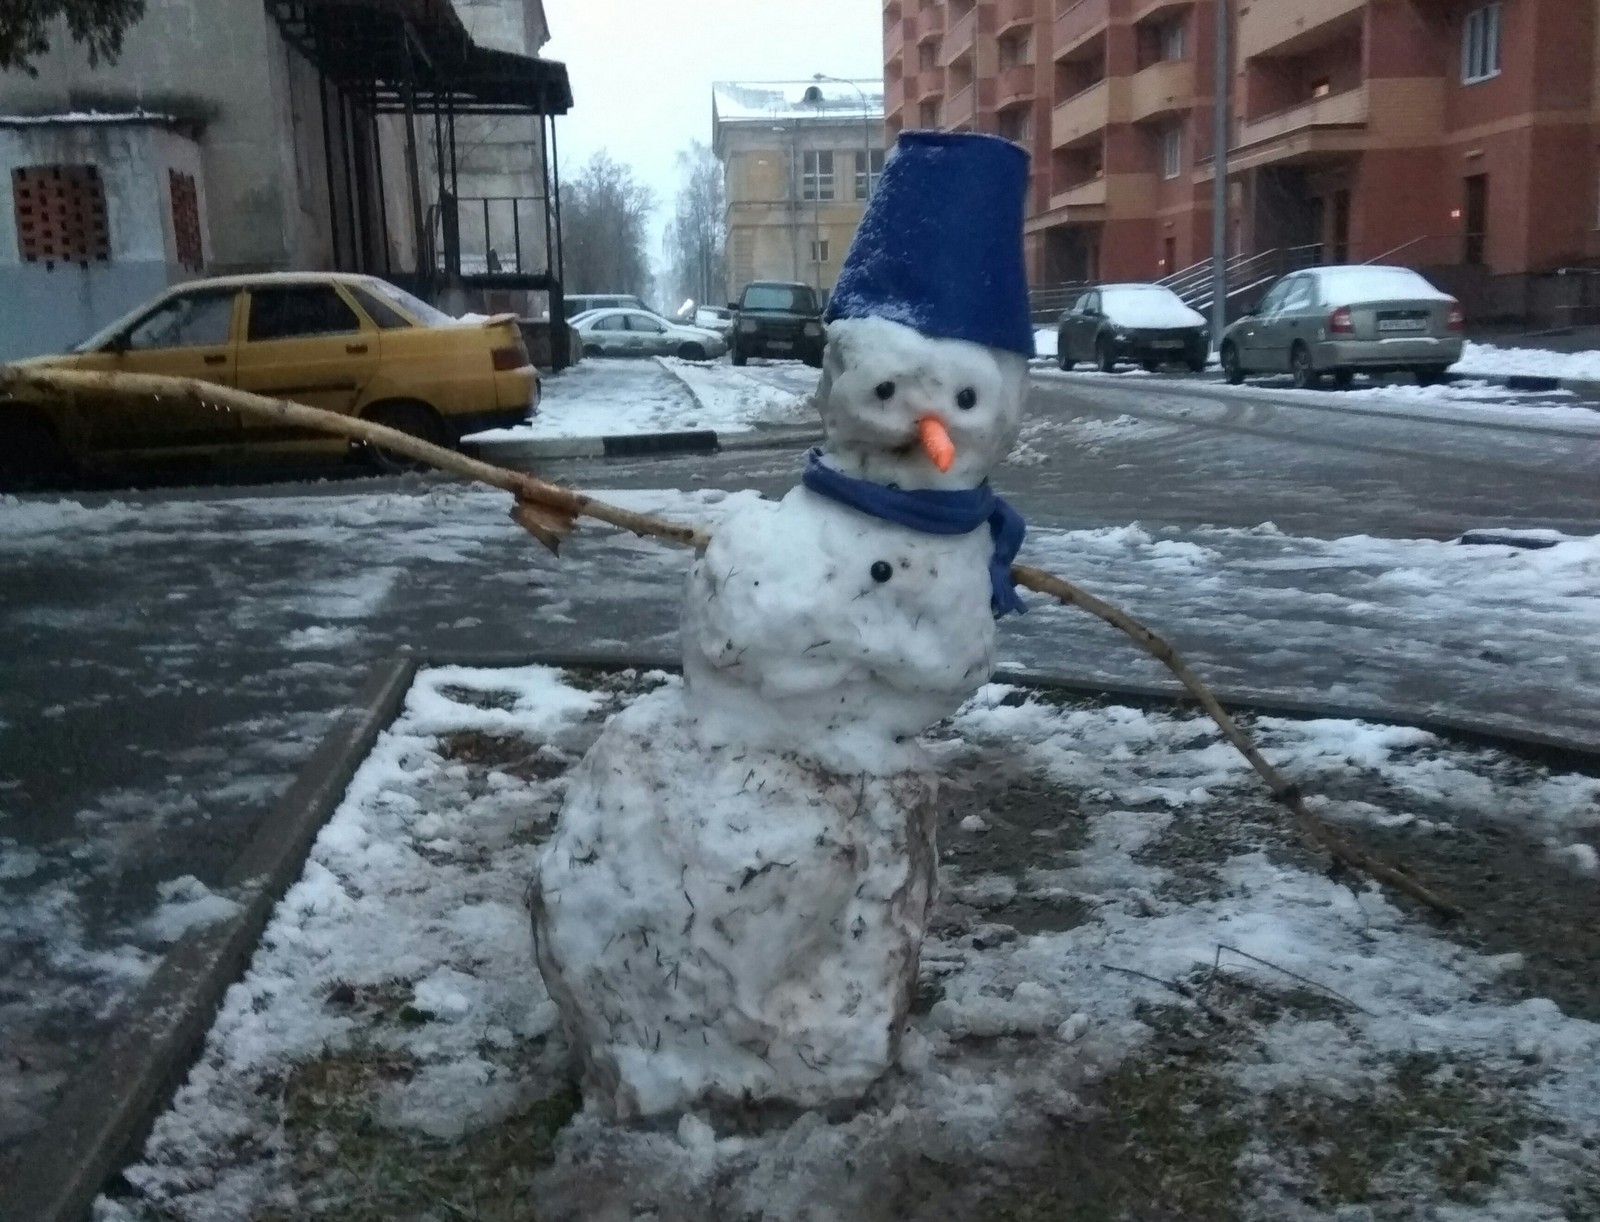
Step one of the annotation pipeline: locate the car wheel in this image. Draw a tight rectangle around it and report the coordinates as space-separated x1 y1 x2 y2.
1290 342 1321 390
677 342 706 362
1221 341 1244 385
1057 349 1074 371
1331 368 1355 390
583 344 603 359
1186 352 1207 374
0 412 74 491
363 401 450 474
1141 358 1159 373
730 346 747 367
1095 336 1118 373
1415 365 1450 386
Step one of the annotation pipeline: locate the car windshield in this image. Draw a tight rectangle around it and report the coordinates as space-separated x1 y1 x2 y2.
1100 286 1199 328
361 278 457 326
741 284 817 313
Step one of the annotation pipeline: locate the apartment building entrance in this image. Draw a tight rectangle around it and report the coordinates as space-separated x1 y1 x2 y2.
1044 225 1098 283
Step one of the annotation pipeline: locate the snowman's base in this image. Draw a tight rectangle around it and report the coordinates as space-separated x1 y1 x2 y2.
531 685 939 1121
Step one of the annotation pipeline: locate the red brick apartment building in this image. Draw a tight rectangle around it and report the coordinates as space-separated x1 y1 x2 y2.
884 0 1600 319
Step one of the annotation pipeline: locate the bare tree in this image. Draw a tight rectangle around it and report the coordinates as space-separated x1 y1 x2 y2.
559 152 656 301
662 140 727 309
1 0 146 74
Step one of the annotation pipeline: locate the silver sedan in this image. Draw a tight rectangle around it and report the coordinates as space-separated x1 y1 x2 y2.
573 308 729 361
1220 265 1464 390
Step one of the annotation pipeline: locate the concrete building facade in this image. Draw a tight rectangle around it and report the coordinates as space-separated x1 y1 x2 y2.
885 0 1600 320
0 0 570 359
712 80 885 301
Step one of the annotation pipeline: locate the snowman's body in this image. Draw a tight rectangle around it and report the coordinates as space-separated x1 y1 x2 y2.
532 317 1029 1119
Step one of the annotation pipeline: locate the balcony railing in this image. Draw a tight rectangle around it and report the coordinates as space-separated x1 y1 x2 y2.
1127 57 1197 123
918 2 946 41
942 2 978 65
946 81 977 128
996 62 1037 108
997 0 1036 35
1048 177 1108 211
887 72 911 116
1238 0 1365 61
1051 77 1126 148
1054 0 1110 61
1237 84 1368 149
915 71 947 103
886 15 907 59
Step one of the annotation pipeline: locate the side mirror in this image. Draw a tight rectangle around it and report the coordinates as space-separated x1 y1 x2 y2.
727 301 740 312
104 333 130 354
1243 303 1259 318
1082 307 1100 319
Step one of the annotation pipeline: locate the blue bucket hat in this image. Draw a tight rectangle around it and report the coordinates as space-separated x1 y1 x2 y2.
824 130 1033 357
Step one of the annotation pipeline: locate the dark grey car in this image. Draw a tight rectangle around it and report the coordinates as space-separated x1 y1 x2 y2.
1057 283 1209 373
1220 265 1464 390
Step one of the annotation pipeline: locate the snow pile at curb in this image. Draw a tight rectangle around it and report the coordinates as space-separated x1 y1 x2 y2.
98 667 1600 1220
1455 341 1600 382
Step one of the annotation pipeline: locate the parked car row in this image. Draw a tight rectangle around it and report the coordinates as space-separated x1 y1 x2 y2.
1055 266 1465 388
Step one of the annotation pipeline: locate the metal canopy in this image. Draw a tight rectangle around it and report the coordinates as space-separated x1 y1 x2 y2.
266 0 573 116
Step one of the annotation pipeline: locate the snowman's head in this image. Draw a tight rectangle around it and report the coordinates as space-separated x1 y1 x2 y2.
815 316 1028 490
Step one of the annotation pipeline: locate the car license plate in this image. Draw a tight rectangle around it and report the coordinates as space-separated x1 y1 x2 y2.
1152 340 1184 349
1377 318 1424 332
768 340 793 351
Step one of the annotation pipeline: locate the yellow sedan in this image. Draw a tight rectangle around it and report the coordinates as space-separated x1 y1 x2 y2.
0 272 539 485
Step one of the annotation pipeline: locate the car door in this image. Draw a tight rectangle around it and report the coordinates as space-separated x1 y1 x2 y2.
626 313 671 355
1062 291 1096 362
234 283 380 424
1270 275 1318 371
585 314 628 355
72 285 245 454
1238 277 1292 369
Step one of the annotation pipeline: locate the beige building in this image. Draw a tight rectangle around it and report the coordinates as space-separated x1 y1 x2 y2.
712 80 885 300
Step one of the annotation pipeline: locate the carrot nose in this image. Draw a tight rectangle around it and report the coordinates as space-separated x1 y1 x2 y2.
917 415 956 473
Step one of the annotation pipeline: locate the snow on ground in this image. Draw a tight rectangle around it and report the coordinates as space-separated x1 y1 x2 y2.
464 357 815 444
1455 341 1600 382
1033 326 1057 359
96 665 1600 1220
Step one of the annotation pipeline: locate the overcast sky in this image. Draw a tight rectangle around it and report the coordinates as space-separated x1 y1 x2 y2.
542 0 882 266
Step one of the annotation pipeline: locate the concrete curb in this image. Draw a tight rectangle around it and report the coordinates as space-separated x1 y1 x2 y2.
469 425 822 463
0 656 418 1222
434 650 1600 770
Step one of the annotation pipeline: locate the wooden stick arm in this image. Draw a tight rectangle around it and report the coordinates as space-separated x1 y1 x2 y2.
0 363 1458 917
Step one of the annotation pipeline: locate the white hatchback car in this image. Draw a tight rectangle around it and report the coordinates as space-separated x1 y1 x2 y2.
574 308 729 361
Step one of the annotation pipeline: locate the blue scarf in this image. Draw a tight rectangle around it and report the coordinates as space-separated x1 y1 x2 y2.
802 448 1027 617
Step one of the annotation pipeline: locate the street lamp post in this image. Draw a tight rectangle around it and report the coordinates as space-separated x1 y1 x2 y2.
812 73 877 201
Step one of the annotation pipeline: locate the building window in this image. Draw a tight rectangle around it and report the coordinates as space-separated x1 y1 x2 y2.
1462 3 1501 84
854 148 885 200
919 100 941 127
998 32 1031 68
11 164 110 265
1161 128 1183 179
998 107 1032 144
1310 78 1332 99
811 238 830 264
168 170 203 271
918 41 938 71
1160 19 1185 61
802 150 835 201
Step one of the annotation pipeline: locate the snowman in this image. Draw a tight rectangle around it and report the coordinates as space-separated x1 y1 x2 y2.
531 132 1036 1121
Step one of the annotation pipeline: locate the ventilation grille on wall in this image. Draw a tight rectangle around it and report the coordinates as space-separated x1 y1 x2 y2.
169 169 203 270
12 164 111 265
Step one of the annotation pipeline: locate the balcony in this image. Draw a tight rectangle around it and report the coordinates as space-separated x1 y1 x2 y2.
1238 0 1365 61
1127 57 1196 122
1230 85 1369 170
941 2 979 66
995 62 1036 108
887 72 912 117
1054 0 1110 61
1050 177 1107 210
915 71 947 103
918 2 945 42
996 0 1035 35
943 77 995 130
1051 77 1127 148
886 15 907 59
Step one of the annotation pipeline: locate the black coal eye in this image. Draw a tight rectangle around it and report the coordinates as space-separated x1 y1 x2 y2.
874 381 895 401
870 561 893 583
956 387 978 410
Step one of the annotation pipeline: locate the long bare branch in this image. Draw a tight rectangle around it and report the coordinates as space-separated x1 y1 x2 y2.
1 364 1459 916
